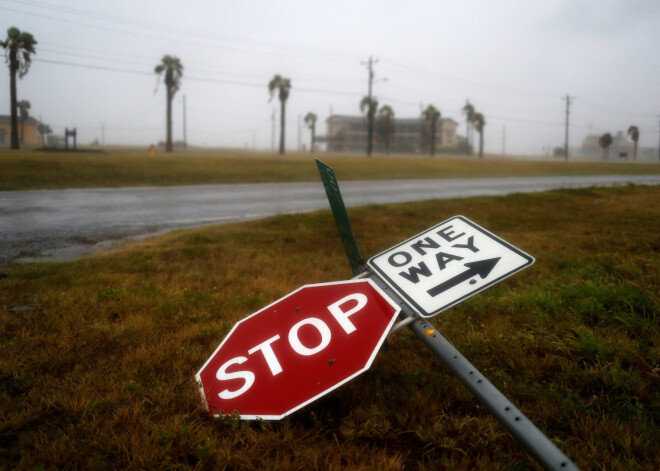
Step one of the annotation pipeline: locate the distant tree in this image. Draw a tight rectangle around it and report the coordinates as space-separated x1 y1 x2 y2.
473 112 486 159
553 146 565 157
598 132 613 160
377 104 394 155
462 100 475 156
37 121 52 145
422 104 441 156
154 55 183 152
304 112 317 153
17 99 30 144
1 27 37 150
360 96 378 156
627 125 639 161
268 74 291 155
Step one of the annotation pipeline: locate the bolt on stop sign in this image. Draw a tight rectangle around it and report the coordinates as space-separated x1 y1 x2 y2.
368 215 534 318
196 279 400 420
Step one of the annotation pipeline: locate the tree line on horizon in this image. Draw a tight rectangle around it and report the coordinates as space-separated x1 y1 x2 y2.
1 27 646 159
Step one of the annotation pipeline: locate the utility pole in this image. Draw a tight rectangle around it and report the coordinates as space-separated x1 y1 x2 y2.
298 114 302 151
563 95 573 161
658 116 660 162
361 55 378 156
271 109 276 151
183 95 187 148
502 126 506 156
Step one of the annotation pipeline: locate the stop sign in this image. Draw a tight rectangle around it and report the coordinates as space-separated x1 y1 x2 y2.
195 279 400 420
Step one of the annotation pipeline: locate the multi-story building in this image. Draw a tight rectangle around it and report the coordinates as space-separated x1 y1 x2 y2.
325 114 461 154
0 115 42 146
575 131 655 161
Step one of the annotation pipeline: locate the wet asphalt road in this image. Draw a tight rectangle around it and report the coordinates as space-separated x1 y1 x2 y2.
2 175 659 264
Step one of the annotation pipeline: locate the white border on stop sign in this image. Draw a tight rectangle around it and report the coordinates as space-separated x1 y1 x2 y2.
195 278 401 420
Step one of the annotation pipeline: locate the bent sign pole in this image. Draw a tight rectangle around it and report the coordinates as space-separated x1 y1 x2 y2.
410 316 577 471
316 160 579 471
369 275 579 471
315 159 366 275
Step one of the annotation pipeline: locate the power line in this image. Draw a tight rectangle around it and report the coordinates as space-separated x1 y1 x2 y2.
32 57 368 98
488 115 564 127
380 58 559 101
33 58 153 76
13 0 366 61
1 3 364 63
577 98 657 119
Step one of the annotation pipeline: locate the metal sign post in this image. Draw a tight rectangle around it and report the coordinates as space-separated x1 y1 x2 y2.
368 274 578 471
316 159 579 471
315 159 365 275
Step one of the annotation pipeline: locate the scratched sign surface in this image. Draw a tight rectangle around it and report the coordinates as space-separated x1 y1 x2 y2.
368 216 534 318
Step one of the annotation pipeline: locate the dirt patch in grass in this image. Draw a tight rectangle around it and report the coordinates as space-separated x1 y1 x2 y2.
1 185 659 469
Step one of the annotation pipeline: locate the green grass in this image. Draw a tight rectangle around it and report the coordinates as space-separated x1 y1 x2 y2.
1 185 659 469
1 147 659 190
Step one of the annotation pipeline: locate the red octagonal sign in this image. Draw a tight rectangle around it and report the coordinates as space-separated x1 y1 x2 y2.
196 279 400 420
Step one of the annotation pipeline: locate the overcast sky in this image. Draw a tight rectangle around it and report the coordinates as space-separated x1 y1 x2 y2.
1 0 659 155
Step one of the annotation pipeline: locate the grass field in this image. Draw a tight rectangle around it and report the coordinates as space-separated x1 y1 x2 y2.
2 147 660 190
1 184 659 469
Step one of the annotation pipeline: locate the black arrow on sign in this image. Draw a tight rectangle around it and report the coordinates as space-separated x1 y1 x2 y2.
427 257 501 297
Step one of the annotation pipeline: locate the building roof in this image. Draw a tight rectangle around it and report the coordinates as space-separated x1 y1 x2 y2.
0 115 41 126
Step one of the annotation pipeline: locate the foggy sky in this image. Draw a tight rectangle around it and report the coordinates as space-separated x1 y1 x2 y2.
1 0 659 155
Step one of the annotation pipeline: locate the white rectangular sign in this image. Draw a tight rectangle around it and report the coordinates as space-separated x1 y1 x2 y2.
368 215 534 318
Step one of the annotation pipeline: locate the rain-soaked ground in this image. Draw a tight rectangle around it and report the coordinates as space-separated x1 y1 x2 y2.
2 175 659 264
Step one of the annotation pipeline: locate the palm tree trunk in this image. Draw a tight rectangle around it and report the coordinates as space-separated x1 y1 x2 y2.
279 99 286 154
430 120 436 156
385 118 390 155
633 141 637 161
311 123 315 153
438 119 443 147
367 110 374 156
166 86 173 152
479 131 484 159
465 119 469 156
9 50 19 150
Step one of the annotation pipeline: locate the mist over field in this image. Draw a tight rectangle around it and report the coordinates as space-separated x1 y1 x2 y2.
1 0 659 156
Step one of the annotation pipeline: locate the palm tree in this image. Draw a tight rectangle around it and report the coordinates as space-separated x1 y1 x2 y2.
17 100 30 144
37 121 52 145
304 112 317 153
627 126 639 161
599 133 613 160
1 27 37 150
422 105 441 156
268 74 291 155
360 96 378 155
377 104 394 155
473 112 486 159
462 100 475 156
154 55 183 152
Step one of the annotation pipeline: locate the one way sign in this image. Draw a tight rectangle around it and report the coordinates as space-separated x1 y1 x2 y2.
368 216 534 318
